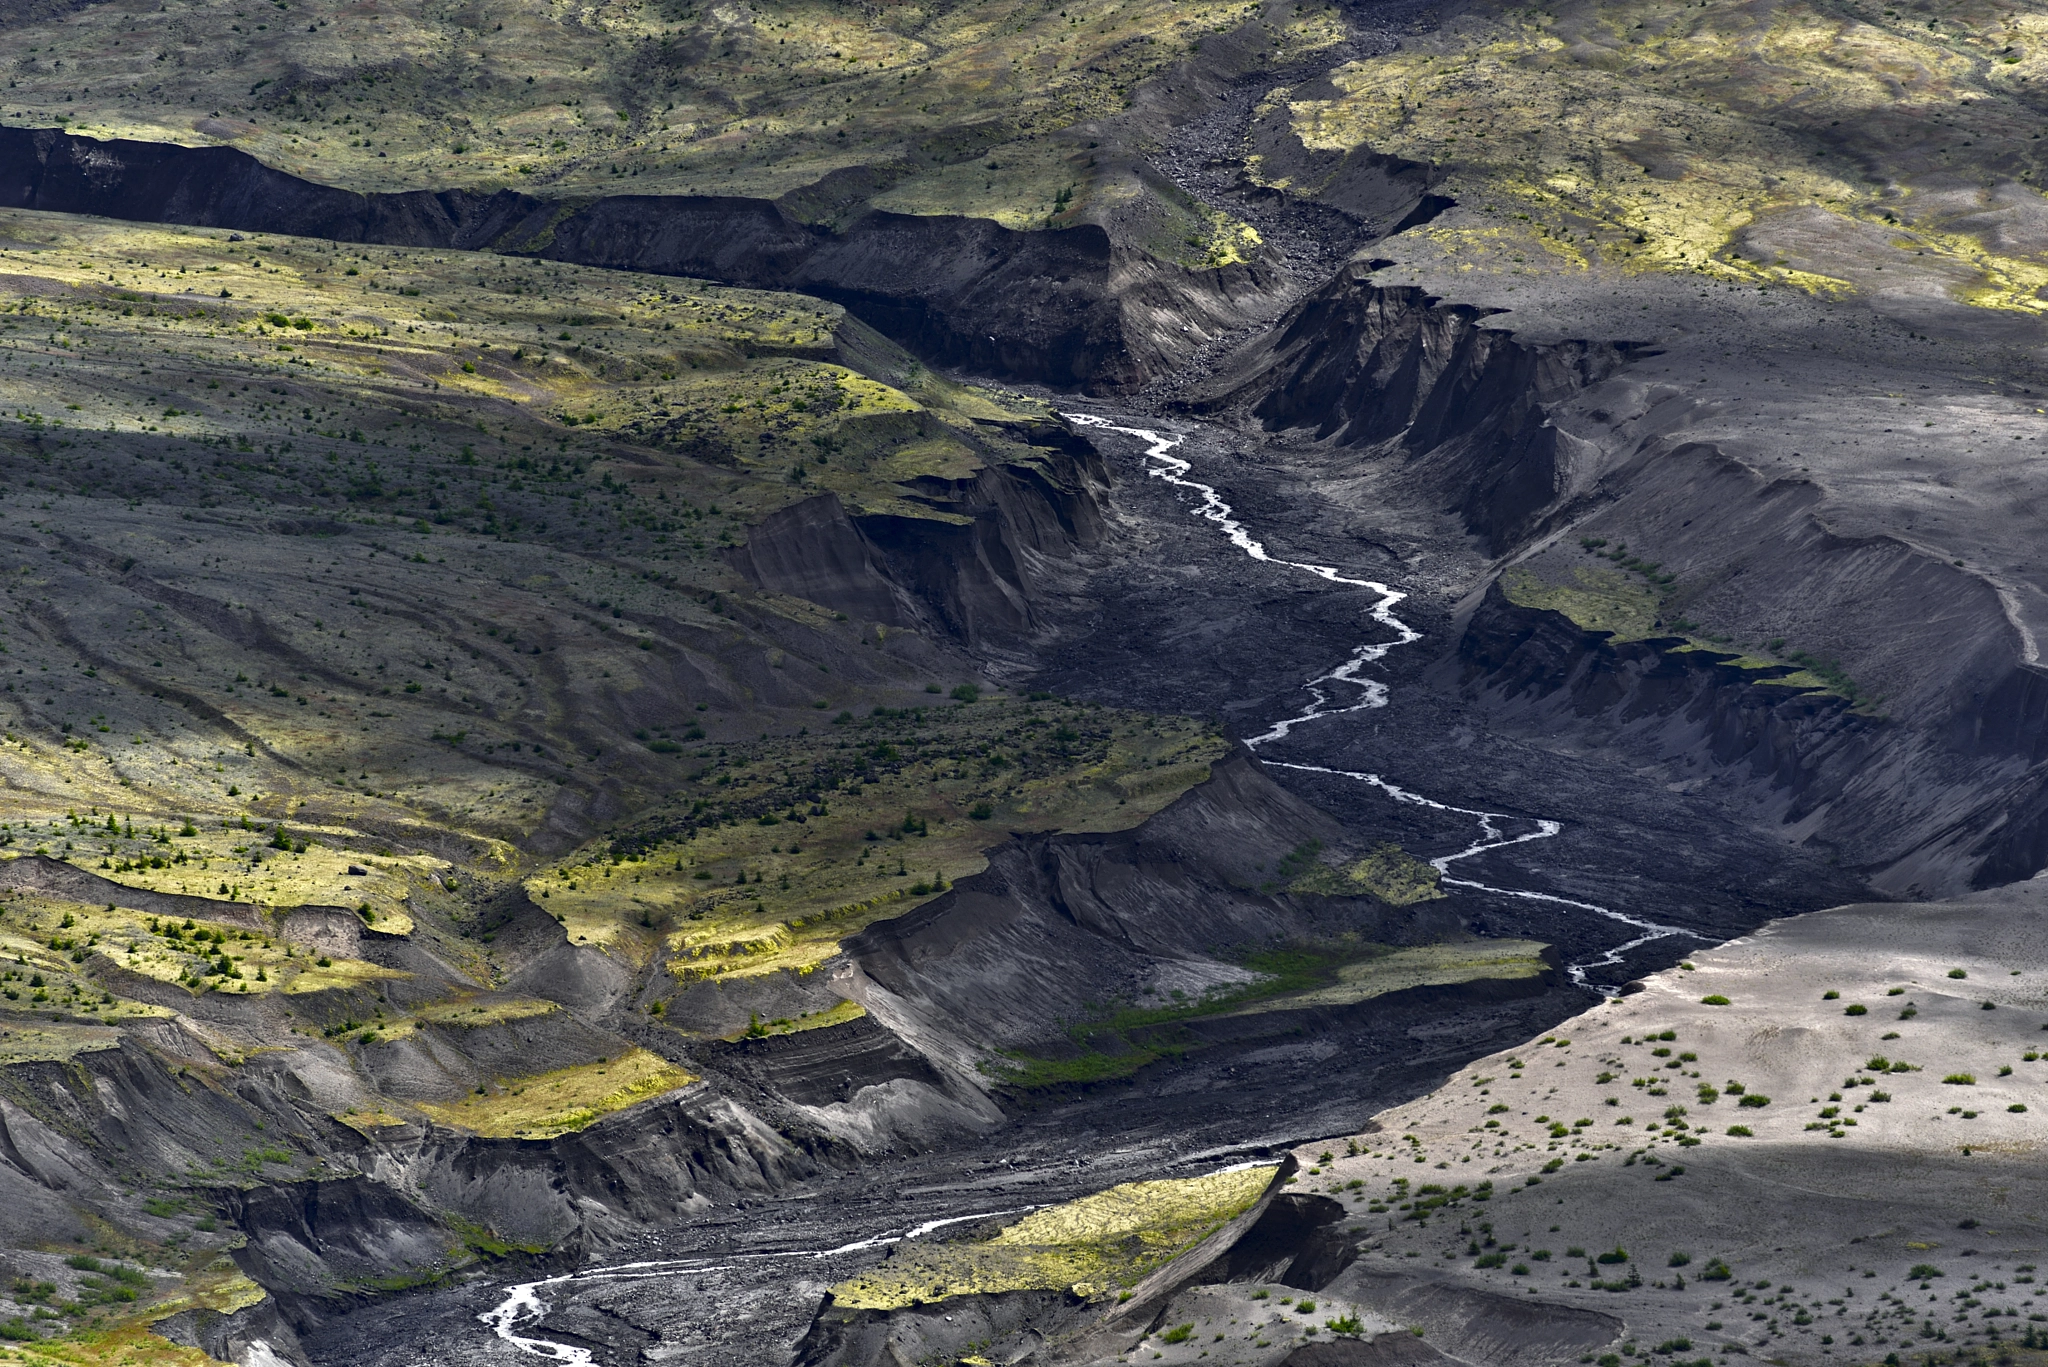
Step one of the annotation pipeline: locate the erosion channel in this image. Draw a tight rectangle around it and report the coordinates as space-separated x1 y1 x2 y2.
300 397 1863 1366
9 0 2048 1354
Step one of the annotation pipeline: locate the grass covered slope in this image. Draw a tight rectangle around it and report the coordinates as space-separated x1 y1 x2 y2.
412 1046 698 1138
829 1164 1279 1308
531 695 1225 982
1258 0 2048 307
0 204 1049 528
0 0 1340 244
1291 882 2048 1365
0 201 1250 1356
0 204 1102 856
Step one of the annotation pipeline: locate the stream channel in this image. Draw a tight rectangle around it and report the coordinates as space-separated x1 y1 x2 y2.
314 411 1863 1367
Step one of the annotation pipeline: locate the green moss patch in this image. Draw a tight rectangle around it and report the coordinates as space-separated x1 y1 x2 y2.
1289 842 1446 904
1503 565 1666 642
990 936 1542 1088
829 1165 1277 1308
1218 940 1549 1017
532 698 1226 977
414 1047 697 1139
1504 561 1867 703
726 997 867 1041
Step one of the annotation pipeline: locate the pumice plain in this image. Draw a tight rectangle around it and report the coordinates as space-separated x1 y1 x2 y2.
0 0 2045 1359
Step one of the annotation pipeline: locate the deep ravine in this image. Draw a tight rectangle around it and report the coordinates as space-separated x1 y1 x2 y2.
303 382 1869 1365
1062 414 1703 991
449 409 1715 1366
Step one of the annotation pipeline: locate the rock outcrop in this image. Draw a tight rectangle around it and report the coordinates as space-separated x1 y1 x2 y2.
727 421 1111 648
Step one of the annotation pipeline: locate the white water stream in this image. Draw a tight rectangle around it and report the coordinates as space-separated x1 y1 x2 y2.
471 413 1696 1365
477 1208 1036 1363
1062 413 1697 987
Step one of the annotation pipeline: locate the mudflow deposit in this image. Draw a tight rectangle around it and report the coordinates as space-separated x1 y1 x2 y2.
3 0 2048 1360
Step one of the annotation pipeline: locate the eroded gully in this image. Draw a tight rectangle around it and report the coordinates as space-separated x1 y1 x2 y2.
462 412 1704 1365
475 1209 1033 1366
1062 414 1701 990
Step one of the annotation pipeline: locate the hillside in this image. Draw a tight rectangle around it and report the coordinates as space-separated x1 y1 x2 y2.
6 0 2048 1359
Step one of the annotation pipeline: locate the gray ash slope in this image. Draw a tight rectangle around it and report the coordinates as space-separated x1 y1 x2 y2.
4 0 2048 1362
305 272 1892 1367
302 355 1878 1364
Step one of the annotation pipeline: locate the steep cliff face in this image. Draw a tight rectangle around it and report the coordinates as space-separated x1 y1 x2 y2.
1458 564 2048 896
0 127 1289 391
1456 580 1872 819
727 422 1113 648
1188 255 2048 893
844 752 1472 1071
1448 429 2048 894
0 751 1541 1359
1191 265 1635 551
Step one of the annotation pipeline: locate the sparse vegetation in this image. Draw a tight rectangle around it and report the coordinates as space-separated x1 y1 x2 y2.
414 1049 697 1139
828 1166 1275 1309
542 696 1223 970
987 938 1547 1089
0 0 1312 256
1288 842 1447 904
